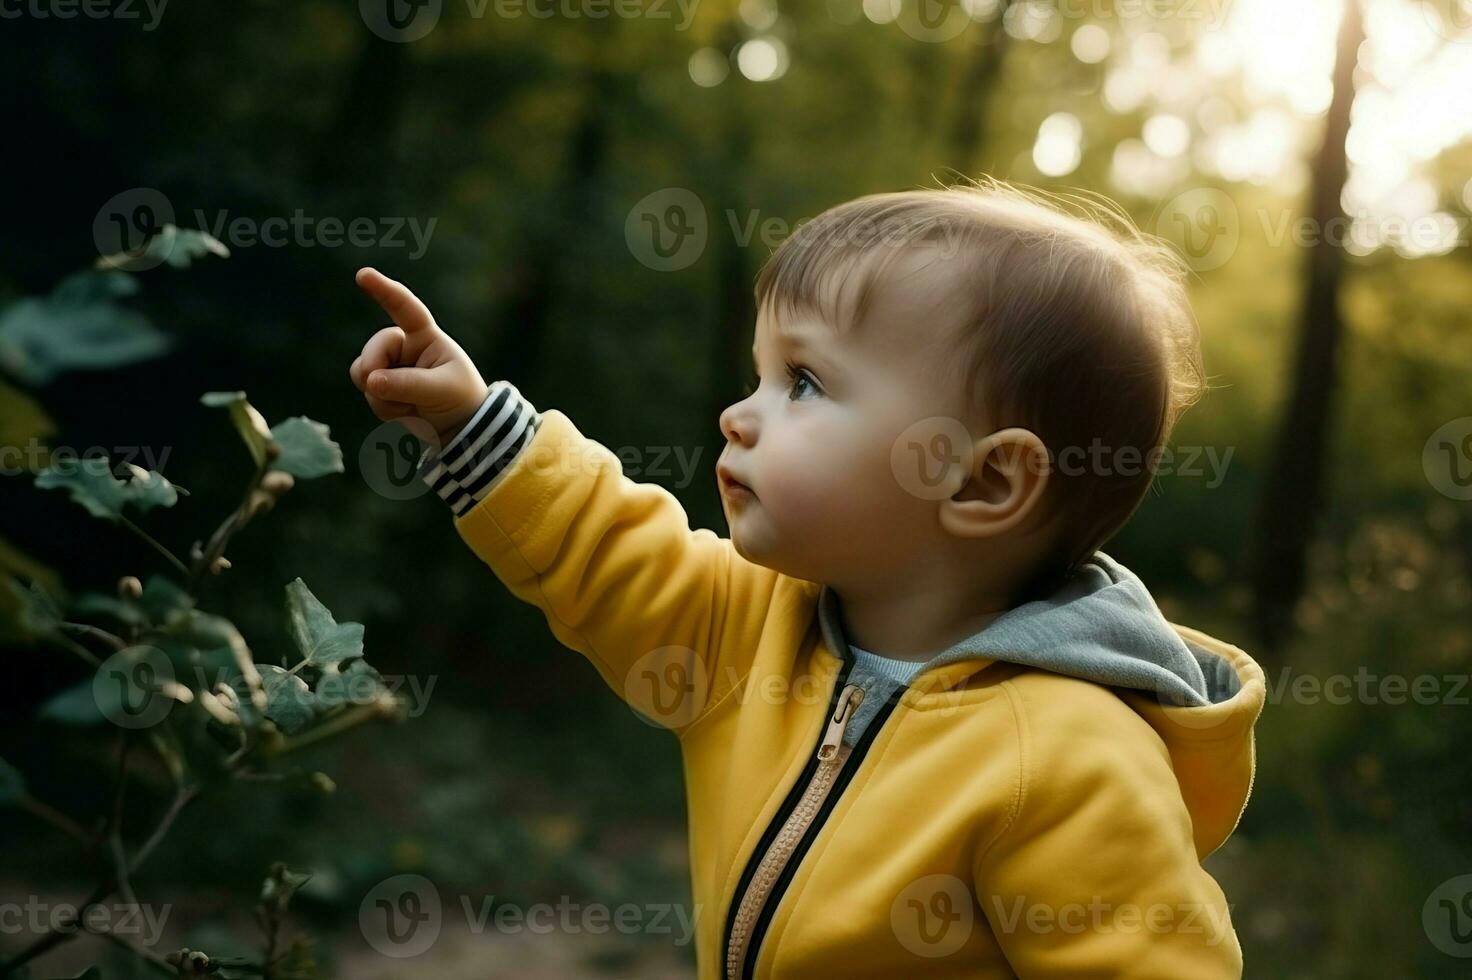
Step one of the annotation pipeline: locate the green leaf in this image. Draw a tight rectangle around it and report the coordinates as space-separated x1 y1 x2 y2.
164 608 243 650
40 647 189 726
69 592 149 628
0 271 170 384
35 456 179 521
154 633 237 678
7 576 64 641
202 391 276 467
96 223 231 271
160 609 253 683
285 579 364 669
269 416 344 479
38 679 106 725
138 575 194 622
258 665 316 734
54 269 140 302
0 538 62 646
0 756 25 805
260 862 313 910
315 658 386 709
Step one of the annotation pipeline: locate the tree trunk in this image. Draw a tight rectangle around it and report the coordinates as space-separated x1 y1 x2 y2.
945 0 1015 171
1250 0 1365 652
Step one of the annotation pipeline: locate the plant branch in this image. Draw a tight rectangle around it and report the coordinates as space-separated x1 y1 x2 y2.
0 783 199 974
50 633 103 669
17 793 92 845
60 621 128 651
117 515 191 578
188 459 270 592
93 928 176 977
272 700 397 757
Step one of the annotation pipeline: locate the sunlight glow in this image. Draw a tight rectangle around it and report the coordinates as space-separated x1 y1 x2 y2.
1094 0 1472 256
688 48 729 88
736 37 788 82
1071 23 1111 64
1033 112 1083 177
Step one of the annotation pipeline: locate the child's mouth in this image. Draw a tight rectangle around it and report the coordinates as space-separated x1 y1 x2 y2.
717 467 756 501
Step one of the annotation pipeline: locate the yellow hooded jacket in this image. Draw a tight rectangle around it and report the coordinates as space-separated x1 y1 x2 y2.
419 384 1267 979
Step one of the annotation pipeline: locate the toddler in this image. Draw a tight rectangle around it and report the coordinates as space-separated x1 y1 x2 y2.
350 178 1266 978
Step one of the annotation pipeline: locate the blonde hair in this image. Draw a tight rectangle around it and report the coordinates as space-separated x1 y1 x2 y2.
753 175 1206 590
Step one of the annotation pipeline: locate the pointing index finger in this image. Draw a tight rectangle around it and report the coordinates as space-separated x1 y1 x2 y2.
356 267 437 334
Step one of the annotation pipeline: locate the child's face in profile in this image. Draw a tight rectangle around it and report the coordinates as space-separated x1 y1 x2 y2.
716 250 973 592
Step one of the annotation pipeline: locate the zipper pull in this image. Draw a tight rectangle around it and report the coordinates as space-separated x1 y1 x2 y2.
818 684 865 763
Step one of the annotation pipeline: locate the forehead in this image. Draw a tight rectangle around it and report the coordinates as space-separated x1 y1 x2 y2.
755 246 962 363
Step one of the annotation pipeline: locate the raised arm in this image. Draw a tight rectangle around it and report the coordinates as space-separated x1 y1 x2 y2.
351 269 784 735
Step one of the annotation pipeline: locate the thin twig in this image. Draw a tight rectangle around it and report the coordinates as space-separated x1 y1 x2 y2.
189 459 269 592
0 783 199 974
273 701 393 756
60 621 128 651
93 927 176 977
117 515 191 577
51 633 103 669
17 794 91 845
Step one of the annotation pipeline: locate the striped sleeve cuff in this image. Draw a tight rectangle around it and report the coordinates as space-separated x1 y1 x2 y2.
417 380 541 518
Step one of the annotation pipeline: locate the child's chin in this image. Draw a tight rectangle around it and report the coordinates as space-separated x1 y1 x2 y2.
729 523 776 566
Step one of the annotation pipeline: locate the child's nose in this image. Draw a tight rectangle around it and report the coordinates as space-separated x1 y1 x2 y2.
720 397 758 446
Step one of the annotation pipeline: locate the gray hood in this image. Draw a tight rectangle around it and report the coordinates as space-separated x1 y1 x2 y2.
818 552 1243 743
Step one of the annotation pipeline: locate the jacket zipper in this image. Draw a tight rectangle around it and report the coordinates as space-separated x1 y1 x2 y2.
721 666 906 980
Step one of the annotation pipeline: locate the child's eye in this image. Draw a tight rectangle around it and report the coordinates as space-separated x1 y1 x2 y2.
785 362 822 401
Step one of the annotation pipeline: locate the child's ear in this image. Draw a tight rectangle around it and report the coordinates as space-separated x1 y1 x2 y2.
938 428 1051 539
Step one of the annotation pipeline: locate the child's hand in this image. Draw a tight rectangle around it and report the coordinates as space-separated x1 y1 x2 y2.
351 267 489 448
